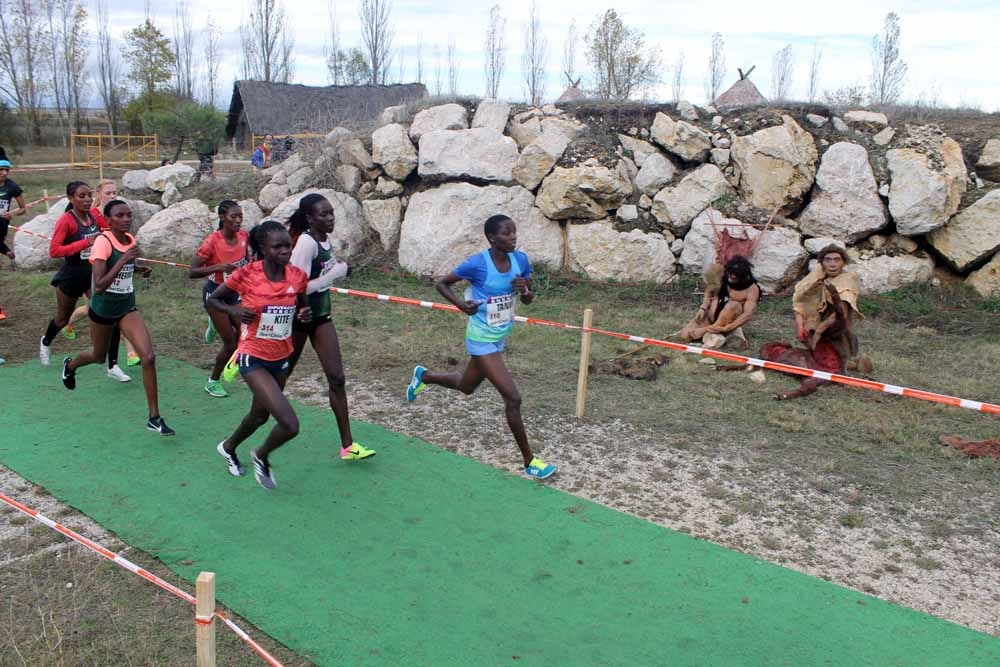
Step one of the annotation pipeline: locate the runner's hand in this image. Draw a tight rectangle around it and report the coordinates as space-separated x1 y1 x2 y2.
296 305 312 322
122 246 140 263
461 300 482 316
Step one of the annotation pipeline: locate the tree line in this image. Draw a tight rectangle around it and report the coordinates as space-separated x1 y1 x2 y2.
0 0 912 146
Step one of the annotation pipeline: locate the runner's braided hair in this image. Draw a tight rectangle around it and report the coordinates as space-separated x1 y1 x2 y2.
217 199 239 230
286 193 329 245
249 220 286 260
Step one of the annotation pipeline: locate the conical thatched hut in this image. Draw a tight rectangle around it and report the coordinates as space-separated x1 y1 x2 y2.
714 78 767 110
226 80 428 148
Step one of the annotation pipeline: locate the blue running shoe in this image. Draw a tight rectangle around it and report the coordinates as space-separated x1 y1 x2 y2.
406 365 427 402
524 457 556 480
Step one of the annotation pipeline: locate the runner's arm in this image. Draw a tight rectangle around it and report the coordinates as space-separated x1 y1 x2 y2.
48 215 91 258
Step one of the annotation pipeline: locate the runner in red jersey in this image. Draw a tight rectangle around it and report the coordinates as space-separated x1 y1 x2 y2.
206 220 310 490
189 200 250 398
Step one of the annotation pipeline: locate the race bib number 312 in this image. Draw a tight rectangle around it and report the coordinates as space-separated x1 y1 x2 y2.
486 293 514 328
256 305 295 340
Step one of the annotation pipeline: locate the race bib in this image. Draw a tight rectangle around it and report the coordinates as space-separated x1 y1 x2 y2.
107 264 134 294
486 293 515 328
80 232 100 260
0 199 9 212
256 305 295 340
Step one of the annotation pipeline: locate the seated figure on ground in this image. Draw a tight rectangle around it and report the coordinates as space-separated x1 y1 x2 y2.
747 245 873 400
679 255 761 350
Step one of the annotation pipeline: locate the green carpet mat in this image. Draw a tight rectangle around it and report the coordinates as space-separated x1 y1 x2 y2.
1 358 997 666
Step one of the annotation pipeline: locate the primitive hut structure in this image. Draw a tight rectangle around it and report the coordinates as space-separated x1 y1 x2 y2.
226 81 428 148
714 67 767 110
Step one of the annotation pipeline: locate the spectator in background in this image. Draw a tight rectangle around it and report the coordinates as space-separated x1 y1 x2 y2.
251 134 273 169
0 147 26 323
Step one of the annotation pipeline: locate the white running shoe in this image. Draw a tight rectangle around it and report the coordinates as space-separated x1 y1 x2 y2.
39 337 51 366
217 441 245 477
107 364 132 382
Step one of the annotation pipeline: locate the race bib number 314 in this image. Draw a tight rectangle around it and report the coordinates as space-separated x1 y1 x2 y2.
256 305 295 340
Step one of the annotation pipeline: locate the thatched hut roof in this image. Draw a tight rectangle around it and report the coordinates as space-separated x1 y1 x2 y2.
225 80 428 137
715 78 767 110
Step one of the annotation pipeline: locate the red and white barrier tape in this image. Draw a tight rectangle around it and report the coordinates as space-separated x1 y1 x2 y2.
330 286 1000 416
0 490 286 666
8 220 998 415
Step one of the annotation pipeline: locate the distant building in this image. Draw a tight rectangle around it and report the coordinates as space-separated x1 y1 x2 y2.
225 80 428 148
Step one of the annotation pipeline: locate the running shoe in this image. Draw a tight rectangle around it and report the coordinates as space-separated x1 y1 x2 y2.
524 457 556 480
222 353 239 382
39 337 51 366
252 451 276 490
61 324 76 340
340 442 376 461
0 307 7 321
0 357 5 365
61 357 76 390
406 365 427 402
146 416 176 436
217 441 245 477
127 352 141 367
204 318 216 344
205 378 228 398
107 364 132 382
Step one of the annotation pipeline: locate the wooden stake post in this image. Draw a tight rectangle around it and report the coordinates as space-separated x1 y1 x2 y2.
196 571 217 667
575 308 594 418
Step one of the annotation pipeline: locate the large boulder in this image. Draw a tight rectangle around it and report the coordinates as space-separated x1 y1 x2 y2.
567 221 675 284
678 208 807 293
123 198 162 234
146 163 196 192
161 183 182 208
258 182 290 213
335 164 362 193
12 200 67 270
512 131 570 190
363 197 403 250
269 189 367 261
927 190 1000 272
324 126 352 147
650 112 712 162
285 166 314 193
975 139 1000 182
750 226 809 294
337 139 375 171
966 251 1000 297
536 162 632 220
651 164 734 235
507 110 542 148
798 142 887 243
730 115 817 211
678 208 744 276
843 110 888 128
418 128 519 183
887 138 966 236
398 183 563 274
849 254 935 295
541 116 586 142
122 170 151 192
471 99 511 133
635 153 677 196
378 105 408 127
237 200 264 228
372 123 418 181
617 134 659 167
408 103 468 141
134 199 215 259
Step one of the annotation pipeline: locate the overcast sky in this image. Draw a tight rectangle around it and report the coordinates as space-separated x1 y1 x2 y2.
94 0 1000 111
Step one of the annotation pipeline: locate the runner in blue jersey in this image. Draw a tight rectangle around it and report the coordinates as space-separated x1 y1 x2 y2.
406 214 556 480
